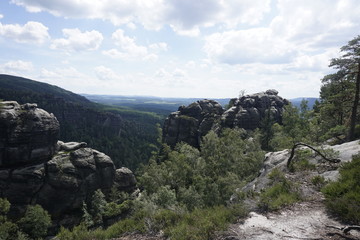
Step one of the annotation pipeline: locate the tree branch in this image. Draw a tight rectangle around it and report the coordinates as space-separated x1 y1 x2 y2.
287 143 341 168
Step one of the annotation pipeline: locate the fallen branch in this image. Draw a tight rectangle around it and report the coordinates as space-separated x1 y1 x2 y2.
326 224 360 235
287 143 341 168
343 225 360 234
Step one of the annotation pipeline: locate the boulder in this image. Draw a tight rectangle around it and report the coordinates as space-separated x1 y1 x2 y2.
0 101 137 227
162 90 289 148
162 99 224 148
0 101 59 167
222 90 289 130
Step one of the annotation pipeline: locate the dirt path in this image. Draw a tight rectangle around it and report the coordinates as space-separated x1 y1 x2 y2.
221 200 360 240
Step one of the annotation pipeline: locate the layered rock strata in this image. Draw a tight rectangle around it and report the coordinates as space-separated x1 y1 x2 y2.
0 101 136 226
163 90 289 148
162 99 224 148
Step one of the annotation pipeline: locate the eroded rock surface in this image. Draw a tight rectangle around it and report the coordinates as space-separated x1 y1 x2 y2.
0 101 59 167
222 140 360 240
0 101 137 227
162 90 289 148
222 89 289 130
162 99 224 148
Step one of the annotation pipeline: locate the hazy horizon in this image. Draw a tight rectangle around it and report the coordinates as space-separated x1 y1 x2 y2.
1 1 359 99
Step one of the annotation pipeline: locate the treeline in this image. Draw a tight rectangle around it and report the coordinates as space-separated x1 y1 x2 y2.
0 75 164 170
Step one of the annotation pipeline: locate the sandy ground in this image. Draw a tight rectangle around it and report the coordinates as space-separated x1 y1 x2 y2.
221 201 360 240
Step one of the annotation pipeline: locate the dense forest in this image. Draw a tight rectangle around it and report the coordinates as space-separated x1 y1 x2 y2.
0 35 360 240
0 74 164 170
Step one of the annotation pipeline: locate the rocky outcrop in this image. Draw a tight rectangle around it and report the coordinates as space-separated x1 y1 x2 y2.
162 99 224 148
162 90 289 148
221 140 360 240
0 101 136 226
0 101 59 167
222 89 289 129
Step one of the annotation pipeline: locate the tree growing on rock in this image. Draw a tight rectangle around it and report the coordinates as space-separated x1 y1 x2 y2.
321 35 360 141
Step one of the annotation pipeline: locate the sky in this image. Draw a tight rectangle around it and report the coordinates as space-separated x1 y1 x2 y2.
0 0 359 99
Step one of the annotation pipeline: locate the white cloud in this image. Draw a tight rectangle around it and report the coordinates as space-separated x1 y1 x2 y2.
126 22 137 30
149 42 168 52
51 28 103 52
103 29 164 61
204 28 296 65
11 0 271 35
270 0 360 48
94 65 122 82
38 67 99 93
0 21 49 44
0 14 3 19
1 60 33 73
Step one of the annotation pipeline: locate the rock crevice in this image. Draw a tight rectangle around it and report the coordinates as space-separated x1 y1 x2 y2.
163 90 289 148
0 101 137 226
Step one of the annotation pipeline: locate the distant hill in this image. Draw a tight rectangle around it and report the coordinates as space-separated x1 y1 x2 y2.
0 74 163 170
0 74 91 105
82 94 231 113
289 97 319 109
83 94 319 112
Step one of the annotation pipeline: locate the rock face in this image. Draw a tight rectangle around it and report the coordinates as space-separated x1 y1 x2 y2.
162 99 224 148
0 101 59 167
0 101 136 226
162 90 289 148
222 89 289 130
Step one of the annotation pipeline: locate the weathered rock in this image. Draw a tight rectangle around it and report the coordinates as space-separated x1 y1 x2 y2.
0 101 137 227
114 167 137 192
162 90 289 148
241 140 360 194
163 99 224 148
58 141 87 151
0 101 59 167
222 89 289 130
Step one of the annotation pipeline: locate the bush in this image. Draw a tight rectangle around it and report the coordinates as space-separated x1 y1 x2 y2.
311 175 326 190
18 205 51 239
259 169 301 211
289 149 315 172
322 155 360 224
165 205 247 240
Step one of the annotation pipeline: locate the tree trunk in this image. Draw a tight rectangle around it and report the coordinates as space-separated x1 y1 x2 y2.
348 63 360 141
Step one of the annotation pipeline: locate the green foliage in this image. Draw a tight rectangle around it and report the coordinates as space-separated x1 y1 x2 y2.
165 205 247 240
138 128 263 210
259 169 301 211
90 189 107 224
318 35 360 141
0 74 164 171
103 200 132 218
57 223 93 240
0 198 10 215
0 198 22 240
311 175 326 191
81 202 94 227
288 149 316 172
322 155 360 224
18 205 51 239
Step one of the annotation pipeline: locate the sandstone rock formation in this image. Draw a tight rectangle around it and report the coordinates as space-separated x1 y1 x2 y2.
222 89 289 129
0 101 59 167
0 101 136 226
162 99 224 148
221 140 360 240
162 90 289 148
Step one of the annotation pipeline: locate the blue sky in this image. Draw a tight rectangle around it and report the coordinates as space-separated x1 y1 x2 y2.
0 0 359 98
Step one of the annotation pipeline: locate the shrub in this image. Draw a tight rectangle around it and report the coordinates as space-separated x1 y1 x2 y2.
165 205 247 240
322 155 360 224
18 204 51 239
103 200 132 218
259 169 301 211
289 149 315 172
311 175 326 190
